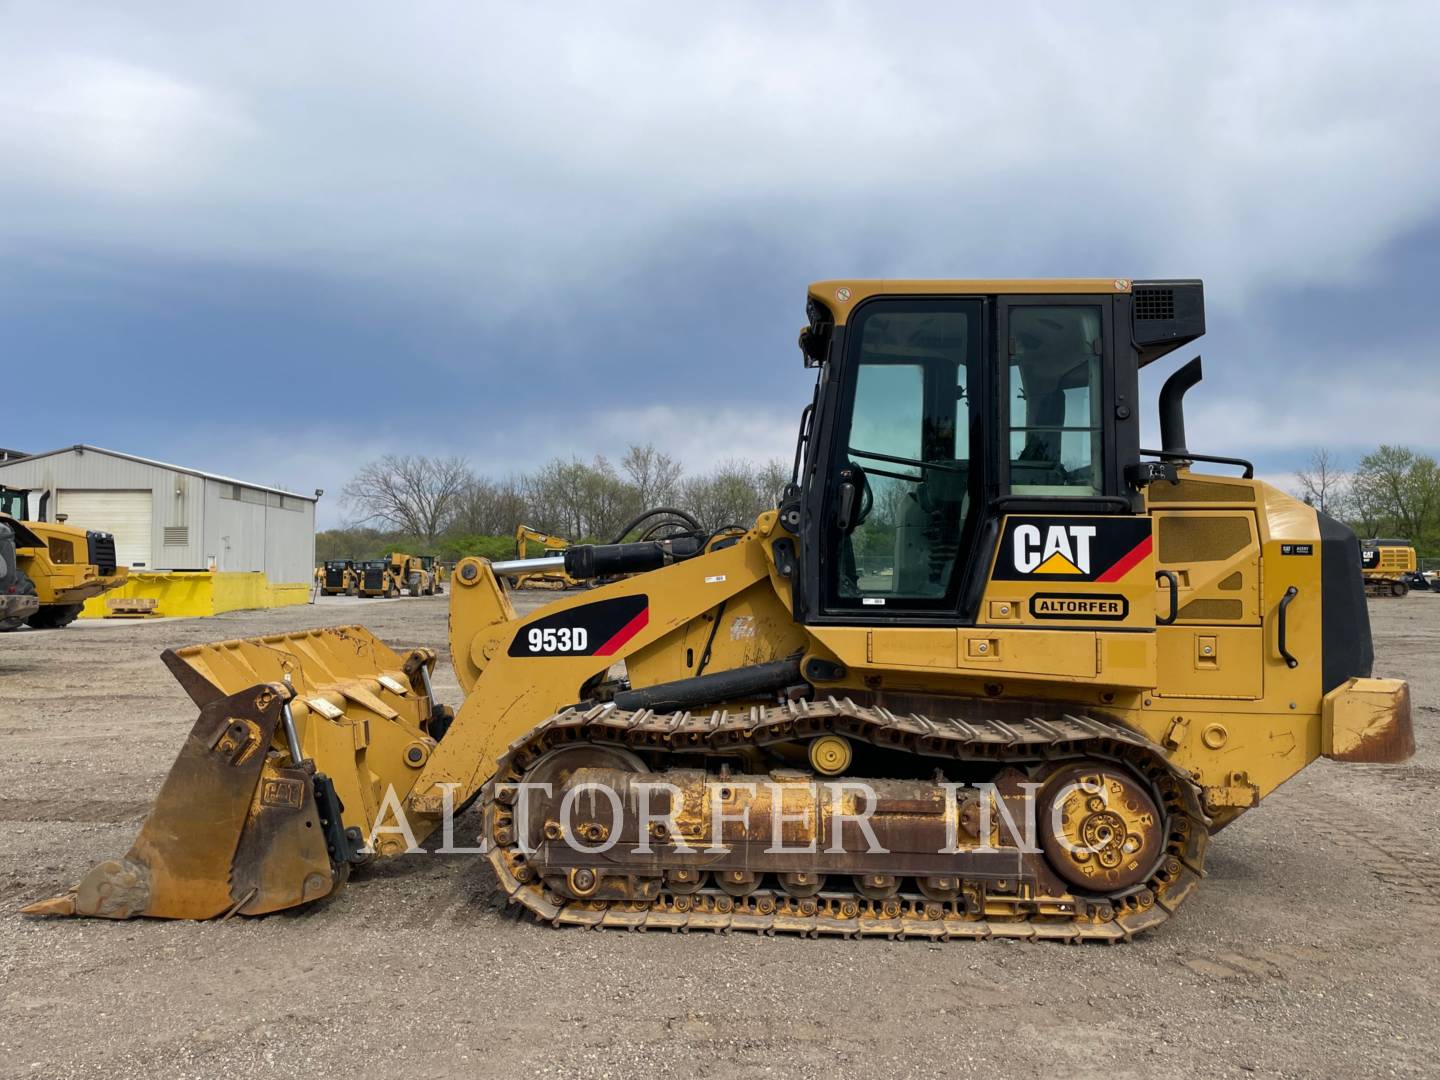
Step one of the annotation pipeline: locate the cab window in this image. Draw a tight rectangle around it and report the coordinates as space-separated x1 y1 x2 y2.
1006 305 1103 495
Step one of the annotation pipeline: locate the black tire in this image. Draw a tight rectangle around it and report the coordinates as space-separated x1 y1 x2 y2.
1391 580 1409 598
0 572 39 631
26 602 83 629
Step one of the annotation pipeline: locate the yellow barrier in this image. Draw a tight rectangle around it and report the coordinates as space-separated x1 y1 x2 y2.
80 571 312 619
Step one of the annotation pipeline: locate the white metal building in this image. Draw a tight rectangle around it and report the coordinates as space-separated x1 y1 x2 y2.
0 445 318 584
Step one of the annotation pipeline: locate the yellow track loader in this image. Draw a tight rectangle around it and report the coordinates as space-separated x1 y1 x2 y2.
0 486 127 630
26 279 1412 941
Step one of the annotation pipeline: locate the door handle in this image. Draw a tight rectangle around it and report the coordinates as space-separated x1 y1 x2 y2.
835 479 858 533
1156 570 1179 625
1276 585 1299 668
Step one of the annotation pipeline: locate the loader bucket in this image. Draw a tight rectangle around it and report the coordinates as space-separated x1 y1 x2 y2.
23 625 446 920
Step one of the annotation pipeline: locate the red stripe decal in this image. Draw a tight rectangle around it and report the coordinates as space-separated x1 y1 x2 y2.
594 607 649 656
1096 535 1152 583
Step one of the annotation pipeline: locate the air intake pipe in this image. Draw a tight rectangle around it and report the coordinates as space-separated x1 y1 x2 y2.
1159 356 1203 455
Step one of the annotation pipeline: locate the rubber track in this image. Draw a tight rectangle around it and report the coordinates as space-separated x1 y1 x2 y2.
482 697 1210 942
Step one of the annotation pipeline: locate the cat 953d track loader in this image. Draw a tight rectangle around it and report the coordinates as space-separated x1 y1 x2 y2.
26 278 1413 942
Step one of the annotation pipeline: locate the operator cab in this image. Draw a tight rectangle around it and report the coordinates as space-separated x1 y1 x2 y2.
792 279 1204 624
0 485 37 521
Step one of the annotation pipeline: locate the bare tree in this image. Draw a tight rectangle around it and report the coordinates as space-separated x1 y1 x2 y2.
756 459 790 508
682 458 788 531
1293 448 1346 515
452 475 529 536
342 454 472 544
622 444 684 509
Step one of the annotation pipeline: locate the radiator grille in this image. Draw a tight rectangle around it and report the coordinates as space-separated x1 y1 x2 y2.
1177 598 1244 621
163 526 189 546
1158 516 1252 563
86 532 117 575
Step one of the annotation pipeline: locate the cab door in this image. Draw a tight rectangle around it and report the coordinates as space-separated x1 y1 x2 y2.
815 296 985 620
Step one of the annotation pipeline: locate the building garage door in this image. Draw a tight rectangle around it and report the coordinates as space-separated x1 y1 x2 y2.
56 490 153 569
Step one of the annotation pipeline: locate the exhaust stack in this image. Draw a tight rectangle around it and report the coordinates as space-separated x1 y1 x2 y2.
1159 356 1203 456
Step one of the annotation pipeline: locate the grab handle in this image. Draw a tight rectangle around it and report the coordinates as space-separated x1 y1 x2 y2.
1277 586 1299 668
1156 570 1179 626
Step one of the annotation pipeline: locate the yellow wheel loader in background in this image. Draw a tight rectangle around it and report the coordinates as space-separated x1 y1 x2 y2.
27 279 1412 941
420 554 444 594
0 486 127 630
388 552 438 596
0 521 41 626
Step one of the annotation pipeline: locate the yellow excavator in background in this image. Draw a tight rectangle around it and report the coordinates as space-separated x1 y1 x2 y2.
0 485 127 630
512 525 578 588
26 278 1412 941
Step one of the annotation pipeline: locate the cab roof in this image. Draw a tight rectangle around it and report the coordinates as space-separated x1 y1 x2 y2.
808 278 1134 325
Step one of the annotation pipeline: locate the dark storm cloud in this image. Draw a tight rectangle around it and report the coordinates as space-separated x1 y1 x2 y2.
2 2 1437 524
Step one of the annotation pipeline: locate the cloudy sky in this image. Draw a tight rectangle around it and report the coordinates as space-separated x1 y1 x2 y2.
3 2 1437 527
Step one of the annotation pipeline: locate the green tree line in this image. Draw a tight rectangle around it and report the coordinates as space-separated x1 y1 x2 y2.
1293 445 1440 560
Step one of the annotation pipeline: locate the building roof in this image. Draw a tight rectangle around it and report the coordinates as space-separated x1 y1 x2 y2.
0 444 320 502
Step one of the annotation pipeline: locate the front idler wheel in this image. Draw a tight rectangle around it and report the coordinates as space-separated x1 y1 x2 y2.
1039 763 1165 894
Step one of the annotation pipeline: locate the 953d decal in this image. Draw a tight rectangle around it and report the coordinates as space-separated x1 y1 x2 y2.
508 594 649 658
992 517 1152 583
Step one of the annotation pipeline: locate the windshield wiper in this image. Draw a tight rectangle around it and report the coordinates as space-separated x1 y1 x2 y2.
848 447 967 476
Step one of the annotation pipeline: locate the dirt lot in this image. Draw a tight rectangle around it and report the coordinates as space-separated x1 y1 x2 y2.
1 592 1436 1079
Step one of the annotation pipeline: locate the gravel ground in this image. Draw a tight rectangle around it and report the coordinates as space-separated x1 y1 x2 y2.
0 592 1436 1079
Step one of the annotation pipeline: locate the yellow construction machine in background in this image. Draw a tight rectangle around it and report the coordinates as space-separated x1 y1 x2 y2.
1360 539 1426 597
388 552 439 596
26 277 1413 942
0 485 127 630
512 525 579 588
354 559 398 598
318 560 360 596
1 520 41 625
420 554 444 594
